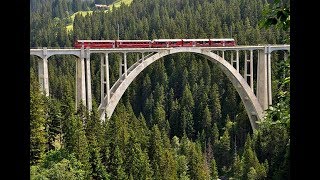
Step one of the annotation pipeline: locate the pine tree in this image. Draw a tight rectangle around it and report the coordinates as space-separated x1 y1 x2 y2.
217 125 231 170
149 125 163 179
180 84 195 138
153 102 168 133
73 104 91 177
30 71 48 165
47 98 63 150
208 83 221 124
110 145 127 179
211 157 219 180
88 136 109 179
177 155 190 180
202 105 212 135
241 134 267 179
125 135 153 179
231 154 243 179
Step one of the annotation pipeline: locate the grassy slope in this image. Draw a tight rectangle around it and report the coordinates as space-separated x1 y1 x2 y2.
66 0 133 32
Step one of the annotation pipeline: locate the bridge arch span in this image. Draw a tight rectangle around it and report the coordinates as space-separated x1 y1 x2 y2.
101 47 264 130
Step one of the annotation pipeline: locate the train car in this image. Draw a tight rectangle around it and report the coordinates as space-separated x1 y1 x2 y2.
74 40 115 48
182 39 211 47
152 39 183 48
210 38 236 47
115 40 152 48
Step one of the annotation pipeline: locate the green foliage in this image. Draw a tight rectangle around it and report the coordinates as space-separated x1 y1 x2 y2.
260 0 290 31
30 149 87 180
30 71 48 165
231 154 243 179
210 158 219 180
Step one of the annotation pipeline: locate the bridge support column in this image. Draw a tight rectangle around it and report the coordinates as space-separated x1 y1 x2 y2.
104 53 110 105
267 46 272 105
100 54 105 106
250 50 254 91
100 53 110 121
257 49 268 111
136 53 139 63
231 51 235 68
119 54 123 79
244 51 248 81
119 53 127 79
76 47 86 109
38 48 49 96
101 53 110 103
231 51 239 72
236 50 239 72
222 50 225 60
85 48 92 111
244 50 253 91
141 52 144 62
124 53 127 78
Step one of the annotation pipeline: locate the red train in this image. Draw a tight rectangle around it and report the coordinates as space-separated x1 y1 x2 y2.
74 38 236 48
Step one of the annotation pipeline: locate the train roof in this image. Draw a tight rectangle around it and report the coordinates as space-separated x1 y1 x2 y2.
116 40 152 42
153 39 182 42
77 40 115 43
210 38 235 41
182 39 210 41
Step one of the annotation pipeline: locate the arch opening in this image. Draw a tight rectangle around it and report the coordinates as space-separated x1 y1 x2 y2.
100 48 264 130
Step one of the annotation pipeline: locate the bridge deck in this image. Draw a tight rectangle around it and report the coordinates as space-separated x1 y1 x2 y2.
30 44 290 52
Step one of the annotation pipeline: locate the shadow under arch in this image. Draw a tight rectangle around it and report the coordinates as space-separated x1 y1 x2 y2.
100 47 265 130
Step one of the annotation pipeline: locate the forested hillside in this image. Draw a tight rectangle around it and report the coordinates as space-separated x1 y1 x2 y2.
30 0 290 179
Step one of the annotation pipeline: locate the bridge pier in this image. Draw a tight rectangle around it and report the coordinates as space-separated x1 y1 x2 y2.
267 46 272 105
100 53 110 120
38 48 49 96
257 48 269 111
100 53 110 106
250 50 254 91
76 47 87 109
236 50 239 71
85 48 92 111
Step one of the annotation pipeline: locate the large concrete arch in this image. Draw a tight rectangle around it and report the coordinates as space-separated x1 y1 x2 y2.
101 47 264 130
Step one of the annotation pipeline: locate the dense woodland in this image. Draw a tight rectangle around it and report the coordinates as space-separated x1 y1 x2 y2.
30 0 290 179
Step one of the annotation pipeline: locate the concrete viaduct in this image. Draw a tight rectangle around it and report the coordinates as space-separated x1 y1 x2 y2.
30 45 290 130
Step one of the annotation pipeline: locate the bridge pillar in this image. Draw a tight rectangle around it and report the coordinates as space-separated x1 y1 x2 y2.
267 46 272 105
142 52 145 62
100 53 110 121
250 50 253 91
244 51 248 82
76 47 86 109
100 54 105 106
231 50 239 72
257 48 268 111
101 53 110 105
236 50 239 72
119 54 124 80
222 50 225 60
244 50 254 91
85 48 92 111
38 47 49 96
124 53 127 78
